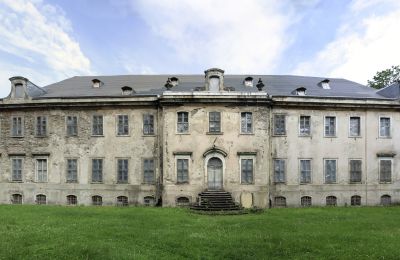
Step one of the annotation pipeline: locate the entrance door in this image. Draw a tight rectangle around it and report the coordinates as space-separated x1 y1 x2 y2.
207 158 223 190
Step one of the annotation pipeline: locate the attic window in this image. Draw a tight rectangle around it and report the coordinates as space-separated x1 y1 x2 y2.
295 87 307 96
209 76 220 92
14 83 24 98
320 79 330 89
121 86 133 95
170 77 179 87
244 77 253 87
92 79 102 88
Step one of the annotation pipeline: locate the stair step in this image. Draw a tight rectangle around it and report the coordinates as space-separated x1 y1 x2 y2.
191 190 242 212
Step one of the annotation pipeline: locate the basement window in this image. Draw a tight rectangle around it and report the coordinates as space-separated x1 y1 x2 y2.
301 196 312 207
67 195 77 205
326 196 337 206
351 195 361 206
117 196 128 206
176 197 190 207
274 196 286 207
92 195 102 206
36 194 47 205
381 195 391 206
144 196 155 206
11 194 22 204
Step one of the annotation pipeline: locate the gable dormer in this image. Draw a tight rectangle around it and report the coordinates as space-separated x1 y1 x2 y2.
9 76 29 99
204 68 224 92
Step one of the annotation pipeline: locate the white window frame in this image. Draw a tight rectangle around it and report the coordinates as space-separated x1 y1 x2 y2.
143 114 155 135
324 116 337 137
239 155 255 184
116 158 129 184
176 111 189 134
240 112 253 134
35 157 48 183
349 159 362 183
91 158 104 183
175 155 190 184
35 115 48 137
11 157 24 182
143 158 156 184
208 111 222 133
298 115 311 136
66 158 79 183
273 114 286 136
379 116 391 138
11 116 24 137
273 158 286 183
324 158 337 184
349 116 361 137
116 114 130 136
91 114 104 136
299 159 312 184
379 158 393 183
65 115 78 137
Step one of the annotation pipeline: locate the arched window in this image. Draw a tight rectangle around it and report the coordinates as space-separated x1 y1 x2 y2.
117 196 128 206
326 196 337 206
301 196 312 207
274 196 286 207
144 196 155 206
92 195 102 206
11 194 22 204
351 195 361 206
176 197 190 207
67 195 77 205
36 194 46 205
381 195 391 206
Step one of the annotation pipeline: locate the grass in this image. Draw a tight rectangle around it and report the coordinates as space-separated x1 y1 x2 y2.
0 206 399 259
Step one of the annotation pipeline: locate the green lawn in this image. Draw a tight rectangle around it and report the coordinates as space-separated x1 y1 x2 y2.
0 206 399 259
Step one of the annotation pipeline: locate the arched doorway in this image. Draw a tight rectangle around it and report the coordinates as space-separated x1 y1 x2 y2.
207 157 223 190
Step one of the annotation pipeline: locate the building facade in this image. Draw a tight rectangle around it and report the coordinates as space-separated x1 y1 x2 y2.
0 68 399 208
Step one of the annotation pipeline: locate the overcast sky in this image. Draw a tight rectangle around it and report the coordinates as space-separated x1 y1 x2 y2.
0 0 400 98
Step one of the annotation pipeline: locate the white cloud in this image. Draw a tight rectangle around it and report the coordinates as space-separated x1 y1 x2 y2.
129 0 303 74
293 1 400 85
0 0 91 98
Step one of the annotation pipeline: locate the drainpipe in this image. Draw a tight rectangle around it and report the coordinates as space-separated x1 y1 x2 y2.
365 108 368 205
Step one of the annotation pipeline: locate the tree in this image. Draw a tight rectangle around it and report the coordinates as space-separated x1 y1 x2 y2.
367 65 400 89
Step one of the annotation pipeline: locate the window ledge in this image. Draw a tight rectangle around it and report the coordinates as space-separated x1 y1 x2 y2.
91 135 104 137
117 182 129 184
10 180 23 183
379 136 392 139
240 183 254 185
349 181 362 184
379 181 392 184
272 134 287 137
206 132 223 135
10 136 24 138
324 182 337 184
142 183 156 185
116 135 130 137
91 182 104 184
66 135 78 138
349 136 362 138
176 182 190 185
35 136 48 138
324 136 337 138
240 132 254 135
300 182 312 185
66 181 78 184
298 135 311 137
274 182 286 184
176 132 190 135
142 134 156 137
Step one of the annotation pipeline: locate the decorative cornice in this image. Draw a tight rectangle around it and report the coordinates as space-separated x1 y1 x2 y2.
203 145 228 157
173 152 192 156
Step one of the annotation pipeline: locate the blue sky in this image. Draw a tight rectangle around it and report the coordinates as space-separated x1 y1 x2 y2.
1 0 400 98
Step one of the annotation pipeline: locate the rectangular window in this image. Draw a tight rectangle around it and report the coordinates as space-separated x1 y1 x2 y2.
11 116 23 137
241 159 254 184
299 116 311 136
300 159 311 184
349 117 361 137
324 159 337 183
11 158 23 181
117 159 129 183
117 115 129 135
379 159 392 183
36 159 48 182
273 115 286 135
349 160 362 183
324 116 336 137
92 115 103 136
92 159 103 183
36 116 47 137
177 158 189 183
274 159 285 183
177 112 189 133
379 117 391 137
209 112 221 133
66 116 78 136
143 114 154 135
66 159 78 183
241 112 253 134
143 159 155 184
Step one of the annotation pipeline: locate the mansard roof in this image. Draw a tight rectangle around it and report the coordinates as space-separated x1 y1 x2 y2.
24 74 392 100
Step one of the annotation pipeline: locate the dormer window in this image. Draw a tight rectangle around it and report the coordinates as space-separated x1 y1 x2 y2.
14 83 24 98
209 76 220 92
92 79 102 88
244 77 253 87
320 79 330 89
295 87 307 96
170 77 179 87
121 86 134 95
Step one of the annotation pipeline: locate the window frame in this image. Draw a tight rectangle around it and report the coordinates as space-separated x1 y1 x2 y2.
143 158 156 184
350 195 361 206
116 158 129 184
298 115 311 136
349 159 362 183
35 157 48 183
11 157 23 182
11 116 24 137
299 159 312 184
240 112 253 134
35 116 48 137
176 156 190 184
92 195 103 206
176 111 189 134
36 194 47 205
66 195 77 205
273 159 286 183
301 196 312 207
66 115 78 137
326 195 337 206
91 158 104 183
116 114 130 136
91 115 104 136
324 116 337 137
379 116 391 138
273 114 286 136
324 159 337 184
143 114 155 135
274 196 287 207
349 116 361 137
66 158 78 183
379 158 392 183
11 194 23 204
208 111 222 133
240 156 255 184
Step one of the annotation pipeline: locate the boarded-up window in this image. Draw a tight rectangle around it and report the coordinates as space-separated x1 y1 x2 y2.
12 158 23 181
143 114 154 135
92 159 103 183
274 196 286 207
92 115 103 136
301 196 312 207
351 195 361 206
117 115 129 135
274 115 286 135
66 159 78 183
143 159 155 184
299 116 311 136
92 195 102 206
274 159 285 183
117 196 128 206
11 194 22 204
11 116 23 137
66 116 78 136
117 159 129 183
381 195 391 206
379 117 390 137
36 159 48 182
36 116 47 136
209 112 221 133
177 112 189 133
67 195 77 205
326 196 337 206
241 112 253 133
177 159 189 183
241 159 254 184
379 159 392 182
325 159 337 183
349 117 361 136
36 194 46 205
324 116 336 137
300 159 311 184
350 160 362 183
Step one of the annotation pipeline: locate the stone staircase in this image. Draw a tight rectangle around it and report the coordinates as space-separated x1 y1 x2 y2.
190 190 242 211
